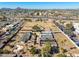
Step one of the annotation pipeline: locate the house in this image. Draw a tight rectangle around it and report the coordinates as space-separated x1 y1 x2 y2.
2 24 13 32
21 32 32 43
39 30 57 46
73 23 79 34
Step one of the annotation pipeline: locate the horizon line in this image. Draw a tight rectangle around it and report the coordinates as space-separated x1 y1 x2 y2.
0 7 79 9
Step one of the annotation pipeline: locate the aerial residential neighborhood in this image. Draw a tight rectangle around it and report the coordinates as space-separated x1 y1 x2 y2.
0 2 79 57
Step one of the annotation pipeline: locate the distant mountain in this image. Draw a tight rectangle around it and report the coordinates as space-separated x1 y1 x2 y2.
0 8 12 10
15 7 26 10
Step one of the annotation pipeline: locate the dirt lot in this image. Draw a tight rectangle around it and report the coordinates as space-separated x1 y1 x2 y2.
12 21 79 56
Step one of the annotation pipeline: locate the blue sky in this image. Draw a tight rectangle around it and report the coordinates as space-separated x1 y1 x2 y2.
0 2 79 9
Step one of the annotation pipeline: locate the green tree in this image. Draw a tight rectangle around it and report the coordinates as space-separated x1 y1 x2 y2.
29 46 36 56
61 48 67 53
45 41 51 52
60 20 65 24
41 47 46 57
64 22 74 36
65 22 73 30
24 19 32 22
41 41 52 57
0 49 3 54
33 33 37 45
56 54 67 57
32 25 42 32
41 47 52 57
64 29 73 36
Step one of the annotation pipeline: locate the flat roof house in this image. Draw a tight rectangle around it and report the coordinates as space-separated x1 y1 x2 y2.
39 30 57 46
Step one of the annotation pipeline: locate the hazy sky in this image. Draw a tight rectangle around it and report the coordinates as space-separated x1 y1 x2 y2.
0 2 79 9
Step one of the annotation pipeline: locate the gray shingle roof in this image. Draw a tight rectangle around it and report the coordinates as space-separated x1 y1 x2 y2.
21 32 32 42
